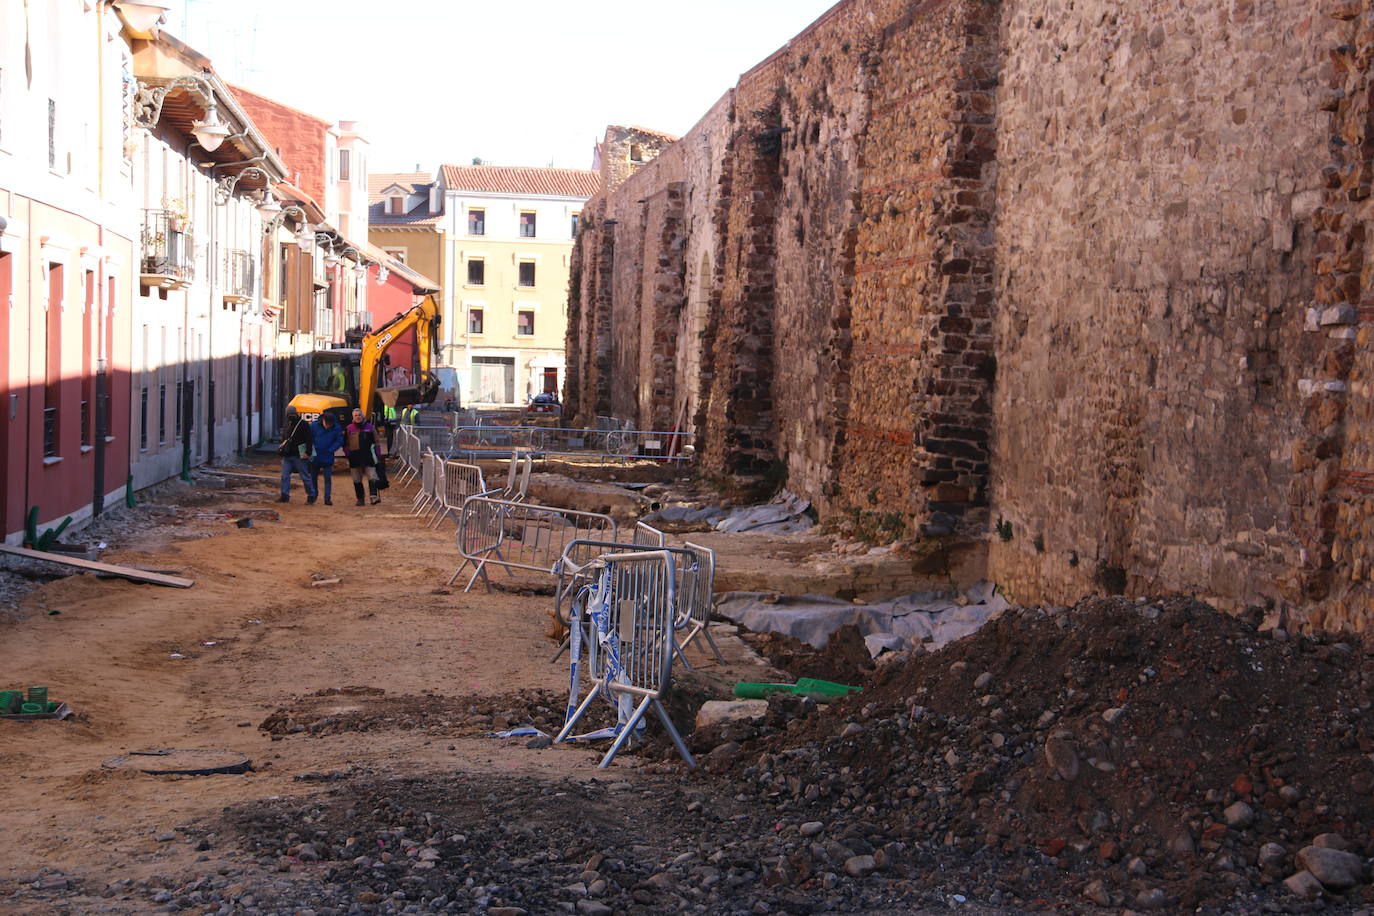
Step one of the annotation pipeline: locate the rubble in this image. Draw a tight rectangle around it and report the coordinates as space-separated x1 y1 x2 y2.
690 594 1374 911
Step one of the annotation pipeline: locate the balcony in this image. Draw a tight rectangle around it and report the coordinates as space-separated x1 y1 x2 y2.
140 209 194 290
223 248 255 303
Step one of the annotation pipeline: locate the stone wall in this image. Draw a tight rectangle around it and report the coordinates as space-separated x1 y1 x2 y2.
565 0 1374 629
988 0 1337 617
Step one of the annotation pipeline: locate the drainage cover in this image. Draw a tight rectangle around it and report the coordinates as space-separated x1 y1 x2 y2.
101 748 251 775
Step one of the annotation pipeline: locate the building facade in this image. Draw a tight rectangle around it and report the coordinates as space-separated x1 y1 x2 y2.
440 165 597 406
0 0 137 540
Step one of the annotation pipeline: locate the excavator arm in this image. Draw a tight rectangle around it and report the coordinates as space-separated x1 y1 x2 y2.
358 294 442 417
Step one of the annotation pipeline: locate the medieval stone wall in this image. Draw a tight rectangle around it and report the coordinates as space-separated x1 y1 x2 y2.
565 0 1374 629
987 0 1337 616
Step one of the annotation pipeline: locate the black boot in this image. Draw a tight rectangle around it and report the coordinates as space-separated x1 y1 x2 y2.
354 482 365 506
369 480 381 505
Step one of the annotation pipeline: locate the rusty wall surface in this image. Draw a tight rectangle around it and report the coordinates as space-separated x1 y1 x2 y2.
565 0 1374 630
987 0 1337 617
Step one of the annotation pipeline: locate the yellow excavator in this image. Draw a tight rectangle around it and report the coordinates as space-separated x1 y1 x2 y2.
288 294 443 423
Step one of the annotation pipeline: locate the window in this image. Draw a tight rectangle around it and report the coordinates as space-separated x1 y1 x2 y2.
630 143 644 162
518 261 536 287
468 208 485 236
383 247 407 265
389 195 405 216
48 99 57 170
82 270 94 448
467 258 485 286
338 149 351 181
158 383 166 444
44 263 63 457
175 381 183 438
571 212 581 238
517 310 535 336
139 387 148 450
519 211 537 238
468 308 484 335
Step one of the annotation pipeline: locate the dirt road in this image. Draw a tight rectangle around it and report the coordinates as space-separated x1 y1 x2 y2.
3 463 949 915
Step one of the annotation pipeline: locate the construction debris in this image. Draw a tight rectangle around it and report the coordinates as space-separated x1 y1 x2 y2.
717 580 1009 655
0 544 194 588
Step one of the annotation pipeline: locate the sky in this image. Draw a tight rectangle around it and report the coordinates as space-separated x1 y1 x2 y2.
164 0 841 176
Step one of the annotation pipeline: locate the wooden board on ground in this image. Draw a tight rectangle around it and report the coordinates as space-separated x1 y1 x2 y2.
0 544 194 588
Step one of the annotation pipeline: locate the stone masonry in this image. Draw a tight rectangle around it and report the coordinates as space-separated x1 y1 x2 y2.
566 0 1374 631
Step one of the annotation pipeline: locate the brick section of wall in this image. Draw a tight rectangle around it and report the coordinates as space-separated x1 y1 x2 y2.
698 74 785 478
1313 1 1374 631
838 0 999 533
986 0 1336 616
231 85 328 207
639 184 686 431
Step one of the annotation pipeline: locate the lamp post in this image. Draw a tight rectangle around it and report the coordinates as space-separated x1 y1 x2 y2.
132 75 231 152
214 165 274 206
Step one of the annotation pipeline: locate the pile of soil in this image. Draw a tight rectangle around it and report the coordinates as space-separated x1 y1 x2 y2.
708 595 1374 911
259 687 567 738
740 623 874 686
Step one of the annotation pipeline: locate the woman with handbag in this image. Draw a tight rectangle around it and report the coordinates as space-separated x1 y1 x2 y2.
344 408 383 506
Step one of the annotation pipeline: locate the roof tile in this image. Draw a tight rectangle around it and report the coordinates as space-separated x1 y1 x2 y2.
439 164 600 198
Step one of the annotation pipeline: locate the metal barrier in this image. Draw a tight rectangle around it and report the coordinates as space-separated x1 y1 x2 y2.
412 423 457 456
679 541 725 662
555 549 696 768
393 427 422 486
499 452 533 501
550 536 705 670
413 449 438 515
429 459 488 528
452 425 690 463
450 497 619 592
633 521 666 547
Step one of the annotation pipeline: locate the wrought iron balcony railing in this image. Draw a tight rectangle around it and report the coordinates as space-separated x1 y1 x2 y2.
223 248 254 302
140 208 194 288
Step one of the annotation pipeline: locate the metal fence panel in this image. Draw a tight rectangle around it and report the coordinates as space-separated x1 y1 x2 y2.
555 549 695 768
450 497 619 592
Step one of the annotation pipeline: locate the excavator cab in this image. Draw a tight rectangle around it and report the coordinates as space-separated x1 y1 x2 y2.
375 369 440 411
290 349 361 423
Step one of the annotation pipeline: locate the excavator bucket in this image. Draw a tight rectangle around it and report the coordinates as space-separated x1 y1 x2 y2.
376 375 440 409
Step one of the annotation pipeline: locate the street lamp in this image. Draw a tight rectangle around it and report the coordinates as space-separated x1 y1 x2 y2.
111 1 171 33
262 205 314 248
132 75 231 152
215 165 274 206
254 193 281 220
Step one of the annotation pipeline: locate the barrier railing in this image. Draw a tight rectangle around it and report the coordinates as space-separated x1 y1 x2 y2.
412 423 458 456
450 497 619 592
413 450 441 516
429 459 488 528
550 534 705 671
393 427 422 486
451 425 690 463
555 549 695 768
679 541 725 663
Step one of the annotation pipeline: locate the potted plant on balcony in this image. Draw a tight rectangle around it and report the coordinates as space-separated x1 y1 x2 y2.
163 197 189 233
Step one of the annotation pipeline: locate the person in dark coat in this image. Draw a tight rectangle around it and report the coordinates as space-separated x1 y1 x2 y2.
345 407 382 506
309 412 345 505
278 407 317 503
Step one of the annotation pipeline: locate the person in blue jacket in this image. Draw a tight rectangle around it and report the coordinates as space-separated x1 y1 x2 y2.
309 411 345 506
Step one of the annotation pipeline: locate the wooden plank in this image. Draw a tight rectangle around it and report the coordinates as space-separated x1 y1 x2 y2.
0 544 194 588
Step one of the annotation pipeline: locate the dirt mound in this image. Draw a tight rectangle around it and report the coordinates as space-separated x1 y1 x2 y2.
712 595 1374 911
259 688 566 738
741 623 874 685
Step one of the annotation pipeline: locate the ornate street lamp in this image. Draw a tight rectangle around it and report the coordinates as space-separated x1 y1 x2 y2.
132 75 231 152
215 165 274 206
